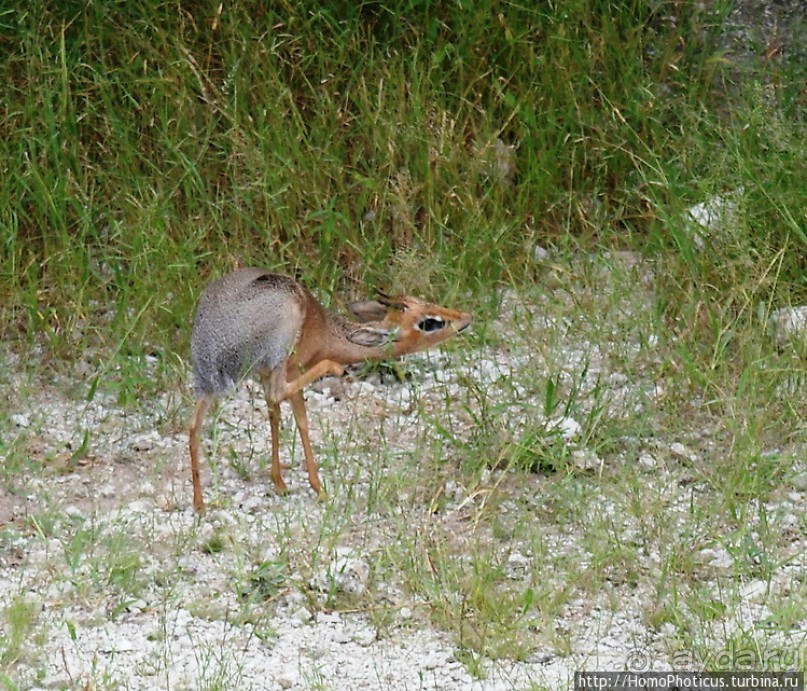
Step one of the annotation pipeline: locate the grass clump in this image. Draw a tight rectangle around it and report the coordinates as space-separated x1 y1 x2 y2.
0 595 41 671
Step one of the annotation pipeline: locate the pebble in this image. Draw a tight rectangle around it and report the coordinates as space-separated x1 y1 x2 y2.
534 245 551 262
311 549 371 597
291 606 313 625
702 545 734 569
572 448 602 471
769 306 807 347
277 675 295 690
11 413 30 428
549 416 582 441
668 442 695 462
740 580 768 601
638 452 657 469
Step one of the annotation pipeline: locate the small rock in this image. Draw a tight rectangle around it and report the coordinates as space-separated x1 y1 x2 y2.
668 442 695 462
638 453 657 469
740 580 768 601
506 551 531 579
11 413 30 428
533 245 551 262
549 416 582 441
291 606 312 625
312 549 371 597
702 545 734 569
768 306 807 348
659 622 677 638
572 448 602 471
277 674 295 689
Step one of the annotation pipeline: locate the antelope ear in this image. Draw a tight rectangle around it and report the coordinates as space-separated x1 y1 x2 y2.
347 300 389 323
376 292 408 311
347 326 400 347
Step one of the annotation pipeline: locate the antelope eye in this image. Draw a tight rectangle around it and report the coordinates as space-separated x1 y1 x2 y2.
418 316 446 333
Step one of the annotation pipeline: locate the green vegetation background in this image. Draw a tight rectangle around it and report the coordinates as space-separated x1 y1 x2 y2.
1 0 805 372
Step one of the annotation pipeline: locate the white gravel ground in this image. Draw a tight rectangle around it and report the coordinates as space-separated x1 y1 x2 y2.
2 252 805 690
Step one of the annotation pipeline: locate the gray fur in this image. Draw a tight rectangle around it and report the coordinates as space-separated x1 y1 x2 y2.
191 269 303 397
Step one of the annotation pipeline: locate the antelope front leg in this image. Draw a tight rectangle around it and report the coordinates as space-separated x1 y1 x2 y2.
283 360 344 399
288 391 324 496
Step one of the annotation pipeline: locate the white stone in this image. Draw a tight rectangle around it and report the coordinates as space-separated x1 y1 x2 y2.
684 189 743 249
768 306 807 347
740 580 768 601
549 416 582 441
534 245 551 262
572 448 602 471
277 673 295 689
312 550 371 597
638 453 657 469
660 622 677 638
291 606 312 625
11 413 30 428
668 442 694 461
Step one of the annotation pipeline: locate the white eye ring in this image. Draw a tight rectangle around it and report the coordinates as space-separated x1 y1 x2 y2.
418 316 446 333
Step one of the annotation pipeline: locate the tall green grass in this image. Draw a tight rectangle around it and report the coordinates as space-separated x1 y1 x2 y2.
2 1 773 356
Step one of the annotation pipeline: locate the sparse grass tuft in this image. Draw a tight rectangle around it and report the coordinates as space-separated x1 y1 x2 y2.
1 596 40 669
